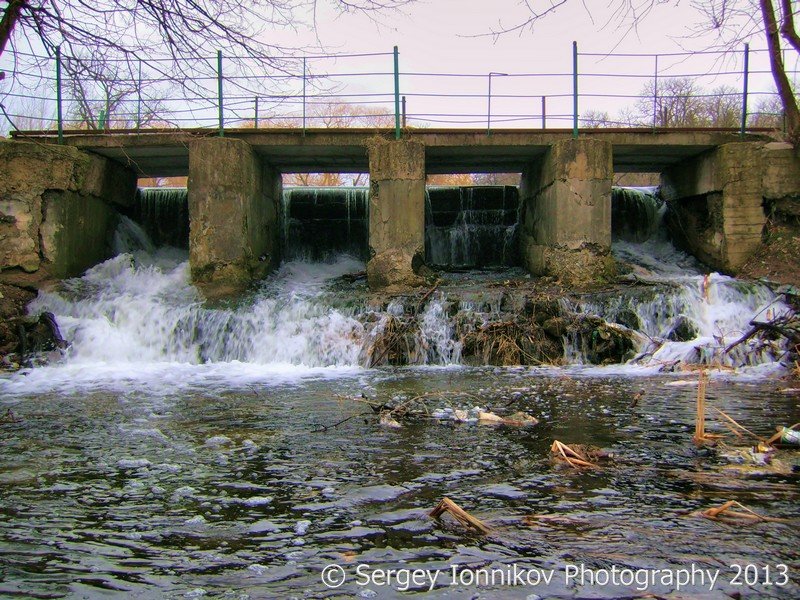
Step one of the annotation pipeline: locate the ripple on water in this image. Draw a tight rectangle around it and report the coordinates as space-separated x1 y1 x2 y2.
0 372 798 599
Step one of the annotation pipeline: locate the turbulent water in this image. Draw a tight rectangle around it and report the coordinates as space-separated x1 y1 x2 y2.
1 188 790 396
1 187 798 598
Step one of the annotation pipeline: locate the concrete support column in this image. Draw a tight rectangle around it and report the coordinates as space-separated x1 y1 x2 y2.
0 141 136 282
519 138 614 287
188 137 281 297
366 139 426 290
661 142 765 273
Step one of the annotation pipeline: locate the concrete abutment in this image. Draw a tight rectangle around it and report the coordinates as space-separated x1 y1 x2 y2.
188 137 281 298
660 142 800 274
518 138 614 287
0 140 136 282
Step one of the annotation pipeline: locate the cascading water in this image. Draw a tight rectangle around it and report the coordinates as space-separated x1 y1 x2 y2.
6 217 366 393
1 186 791 396
425 186 519 268
563 187 789 372
131 187 189 249
282 187 369 260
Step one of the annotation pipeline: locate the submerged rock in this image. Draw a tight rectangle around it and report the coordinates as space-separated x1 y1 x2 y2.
1 293 66 369
667 316 698 342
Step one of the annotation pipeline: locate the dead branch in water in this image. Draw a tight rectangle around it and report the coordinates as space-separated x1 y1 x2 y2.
699 500 789 524
711 407 763 442
430 497 490 534
550 440 600 469
725 311 800 354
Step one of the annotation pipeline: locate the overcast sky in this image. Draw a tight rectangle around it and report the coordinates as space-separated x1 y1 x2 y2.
1 1 793 131
254 0 788 128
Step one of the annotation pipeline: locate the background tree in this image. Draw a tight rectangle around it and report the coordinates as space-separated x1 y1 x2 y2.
636 77 707 127
63 56 164 129
581 109 613 128
498 0 800 142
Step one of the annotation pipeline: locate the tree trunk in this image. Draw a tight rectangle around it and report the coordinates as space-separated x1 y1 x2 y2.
0 0 25 60
761 0 800 144
779 0 800 54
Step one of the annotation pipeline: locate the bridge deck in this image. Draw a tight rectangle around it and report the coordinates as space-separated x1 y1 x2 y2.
11 127 772 177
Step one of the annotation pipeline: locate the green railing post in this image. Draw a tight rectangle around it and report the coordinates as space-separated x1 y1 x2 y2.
393 45 400 139
98 109 106 131
572 41 578 139
541 96 546 129
653 54 659 130
55 46 63 144
302 56 307 135
487 73 493 136
136 59 142 130
217 50 224 137
254 96 259 129
740 43 749 139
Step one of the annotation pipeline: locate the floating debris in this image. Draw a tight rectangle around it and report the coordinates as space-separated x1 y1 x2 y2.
767 423 800 446
698 500 789 524
550 440 604 469
429 497 490 534
379 412 402 429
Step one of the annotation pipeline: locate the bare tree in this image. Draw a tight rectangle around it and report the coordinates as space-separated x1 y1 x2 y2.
750 93 786 127
636 77 707 127
63 55 164 129
581 109 613 128
494 0 800 142
0 1 411 87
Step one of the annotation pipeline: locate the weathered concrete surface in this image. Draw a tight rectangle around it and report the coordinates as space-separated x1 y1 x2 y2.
366 139 427 290
188 137 281 297
519 138 614 287
0 140 136 280
763 141 800 201
662 142 766 273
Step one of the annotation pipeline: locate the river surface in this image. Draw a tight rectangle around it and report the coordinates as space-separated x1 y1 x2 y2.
2 367 799 598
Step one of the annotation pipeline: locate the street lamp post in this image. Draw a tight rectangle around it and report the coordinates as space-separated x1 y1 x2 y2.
487 71 508 136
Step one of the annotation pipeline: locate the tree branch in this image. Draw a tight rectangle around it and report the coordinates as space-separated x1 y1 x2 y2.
779 0 800 53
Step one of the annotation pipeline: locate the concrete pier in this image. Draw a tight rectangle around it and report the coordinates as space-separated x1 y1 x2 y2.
0 141 136 281
188 137 281 297
366 139 427 290
661 143 766 273
519 139 614 287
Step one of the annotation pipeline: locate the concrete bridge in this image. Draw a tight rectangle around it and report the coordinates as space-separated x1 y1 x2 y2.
3 128 799 293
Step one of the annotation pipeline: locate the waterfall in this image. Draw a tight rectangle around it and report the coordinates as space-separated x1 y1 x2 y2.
612 186 662 243
132 187 189 249
282 187 369 261
425 186 519 268
4 185 790 396
560 186 790 370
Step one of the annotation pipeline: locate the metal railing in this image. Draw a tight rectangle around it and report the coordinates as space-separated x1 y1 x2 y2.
0 43 792 142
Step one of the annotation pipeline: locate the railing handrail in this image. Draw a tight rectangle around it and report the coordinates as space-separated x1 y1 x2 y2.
0 44 789 140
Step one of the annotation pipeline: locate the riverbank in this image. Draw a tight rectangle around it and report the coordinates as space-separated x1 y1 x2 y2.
741 199 800 286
